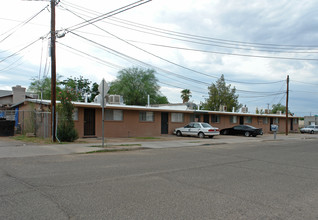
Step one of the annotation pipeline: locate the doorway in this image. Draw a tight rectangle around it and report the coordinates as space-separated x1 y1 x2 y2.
239 116 244 125
270 117 273 131
84 108 95 136
290 119 293 131
203 114 209 123
161 112 168 134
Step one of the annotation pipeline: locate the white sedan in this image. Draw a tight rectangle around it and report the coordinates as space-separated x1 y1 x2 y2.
173 122 220 138
300 125 318 134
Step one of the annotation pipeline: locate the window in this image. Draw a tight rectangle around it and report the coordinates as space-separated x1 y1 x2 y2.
245 116 252 124
230 116 237 123
105 109 123 121
263 117 268 124
189 114 195 122
139 111 154 122
211 115 220 123
293 118 298 124
171 113 184 122
72 108 78 121
193 123 200 128
273 117 279 124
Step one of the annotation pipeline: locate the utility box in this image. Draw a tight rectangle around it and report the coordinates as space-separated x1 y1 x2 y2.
271 124 278 132
271 124 278 140
0 119 15 136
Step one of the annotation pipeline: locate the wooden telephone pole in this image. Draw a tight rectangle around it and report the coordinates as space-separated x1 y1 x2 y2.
50 0 57 142
285 75 289 136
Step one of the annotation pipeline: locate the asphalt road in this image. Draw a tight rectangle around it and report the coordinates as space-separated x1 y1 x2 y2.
1 138 318 219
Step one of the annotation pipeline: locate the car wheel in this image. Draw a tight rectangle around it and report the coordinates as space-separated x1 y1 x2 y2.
310 130 314 134
198 132 205 138
244 131 250 137
209 135 214 139
176 131 182 136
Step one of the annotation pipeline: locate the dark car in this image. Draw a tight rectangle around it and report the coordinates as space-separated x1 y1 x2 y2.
220 125 263 137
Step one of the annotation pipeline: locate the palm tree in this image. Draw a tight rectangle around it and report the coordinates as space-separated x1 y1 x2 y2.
180 89 192 103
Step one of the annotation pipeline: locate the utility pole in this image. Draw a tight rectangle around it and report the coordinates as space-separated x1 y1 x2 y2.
51 0 57 142
285 75 289 136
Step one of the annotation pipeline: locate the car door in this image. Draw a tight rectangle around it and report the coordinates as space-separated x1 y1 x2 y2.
234 125 244 135
182 123 193 136
190 123 201 136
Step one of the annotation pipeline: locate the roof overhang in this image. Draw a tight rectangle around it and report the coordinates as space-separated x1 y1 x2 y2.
21 99 300 118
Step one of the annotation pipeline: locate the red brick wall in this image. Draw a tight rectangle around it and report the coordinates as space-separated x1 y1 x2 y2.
62 106 301 138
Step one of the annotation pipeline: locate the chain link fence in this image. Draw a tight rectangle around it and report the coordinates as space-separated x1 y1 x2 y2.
0 110 51 138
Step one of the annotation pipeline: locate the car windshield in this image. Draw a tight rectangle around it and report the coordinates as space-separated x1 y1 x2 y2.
201 123 212 128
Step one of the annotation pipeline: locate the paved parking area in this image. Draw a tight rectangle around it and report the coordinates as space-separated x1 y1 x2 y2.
0 133 317 158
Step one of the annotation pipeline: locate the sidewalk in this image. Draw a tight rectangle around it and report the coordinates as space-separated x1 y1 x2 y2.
0 133 317 158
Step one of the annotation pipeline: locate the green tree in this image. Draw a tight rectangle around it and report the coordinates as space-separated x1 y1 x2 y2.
89 82 99 102
272 103 291 114
203 74 242 111
28 76 62 100
109 67 169 105
153 94 169 104
180 89 192 103
57 87 78 142
60 76 91 102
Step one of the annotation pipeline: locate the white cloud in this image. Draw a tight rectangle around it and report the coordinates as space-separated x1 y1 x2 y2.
1 0 318 116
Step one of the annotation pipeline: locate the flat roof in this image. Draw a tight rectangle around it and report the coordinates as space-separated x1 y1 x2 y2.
22 99 300 118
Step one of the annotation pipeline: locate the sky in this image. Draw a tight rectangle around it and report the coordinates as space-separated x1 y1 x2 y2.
1 0 318 116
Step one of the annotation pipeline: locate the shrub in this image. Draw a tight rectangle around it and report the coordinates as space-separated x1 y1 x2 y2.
57 88 78 142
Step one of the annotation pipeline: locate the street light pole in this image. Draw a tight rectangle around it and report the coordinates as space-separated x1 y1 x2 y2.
51 0 57 142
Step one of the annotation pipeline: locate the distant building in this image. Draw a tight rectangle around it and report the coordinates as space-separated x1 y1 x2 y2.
304 116 318 126
0 85 37 109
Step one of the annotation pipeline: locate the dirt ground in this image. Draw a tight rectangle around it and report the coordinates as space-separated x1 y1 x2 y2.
75 135 193 144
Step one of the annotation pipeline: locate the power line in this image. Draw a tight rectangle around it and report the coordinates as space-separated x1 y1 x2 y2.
67 32 213 92
57 41 123 70
59 3 318 54
60 4 286 85
290 79 318 86
69 31 288 96
103 19 318 54
290 90 318 94
0 54 25 72
0 38 41 63
66 0 152 32
109 17 318 49
60 1 318 49
58 40 208 94
0 5 49 43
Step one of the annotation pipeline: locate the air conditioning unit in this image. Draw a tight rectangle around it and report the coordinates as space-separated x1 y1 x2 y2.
29 94 38 99
107 95 121 104
241 107 248 113
264 109 271 114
